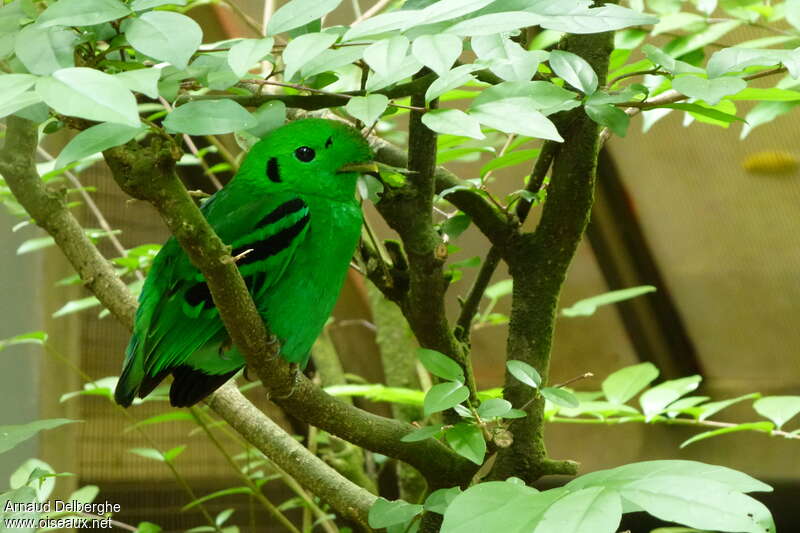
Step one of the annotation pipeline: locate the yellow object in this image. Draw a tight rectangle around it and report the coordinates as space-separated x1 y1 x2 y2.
742 150 799 175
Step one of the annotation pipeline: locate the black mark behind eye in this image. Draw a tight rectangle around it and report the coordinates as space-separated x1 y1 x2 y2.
267 157 281 183
295 146 315 162
325 136 333 148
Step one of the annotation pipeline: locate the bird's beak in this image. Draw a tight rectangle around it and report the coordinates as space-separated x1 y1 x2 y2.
337 161 380 175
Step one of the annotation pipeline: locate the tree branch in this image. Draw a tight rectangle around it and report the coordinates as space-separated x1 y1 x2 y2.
366 81 480 406
0 117 138 327
490 27 616 483
208 383 376 528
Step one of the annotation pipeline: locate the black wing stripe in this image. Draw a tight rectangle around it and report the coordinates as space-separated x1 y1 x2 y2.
255 197 306 229
233 213 310 267
185 275 257 310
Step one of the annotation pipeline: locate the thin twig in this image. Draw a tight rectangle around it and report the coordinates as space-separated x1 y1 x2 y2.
158 97 224 190
248 79 427 111
455 246 501 338
353 0 392 24
221 0 264 36
190 408 303 533
33 145 141 279
600 66 787 144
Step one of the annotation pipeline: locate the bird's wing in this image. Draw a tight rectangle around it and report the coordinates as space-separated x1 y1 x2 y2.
116 191 310 404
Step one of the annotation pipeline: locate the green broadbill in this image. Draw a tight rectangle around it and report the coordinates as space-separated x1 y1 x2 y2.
114 118 374 407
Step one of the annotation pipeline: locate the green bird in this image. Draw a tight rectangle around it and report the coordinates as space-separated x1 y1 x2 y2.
114 118 374 407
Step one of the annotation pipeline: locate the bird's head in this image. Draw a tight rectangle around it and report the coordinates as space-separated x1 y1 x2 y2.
238 118 375 203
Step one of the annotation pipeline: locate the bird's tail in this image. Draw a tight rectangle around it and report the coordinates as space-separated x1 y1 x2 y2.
114 335 143 407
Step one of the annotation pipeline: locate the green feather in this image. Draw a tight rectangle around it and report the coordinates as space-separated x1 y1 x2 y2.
115 118 372 407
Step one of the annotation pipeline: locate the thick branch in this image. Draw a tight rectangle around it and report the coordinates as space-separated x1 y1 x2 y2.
0 117 379 524
372 139 513 249
178 72 437 110
491 28 616 483
102 136 474 486
0 117 137 327
368 85 480 405
208 383 376 528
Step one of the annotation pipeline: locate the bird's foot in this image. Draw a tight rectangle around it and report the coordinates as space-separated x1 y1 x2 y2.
272 362 301 400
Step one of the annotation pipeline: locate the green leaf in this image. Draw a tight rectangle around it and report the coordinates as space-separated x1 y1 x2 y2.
412 34 461 77
36 67 140 127
136 522 163 533
163 444 187 462
368 497 423 529
695 392 760 421
244 100 286 139
680 422 775 449
441 213 472 240
365 55 422 92
164 100 255 135
400 424 443 443
445 423 486 465
472 81 579 116
752 396 800 429
0 419 77 454
621 476 774 533
445 11 544 37
424 487 461 515
566 459 773 494
665 20 741 59
422 109 484 140
38 0 130 28
56 122 145 168
530 4 658 34
585 104 630 137
418 348 465 382
639 376 702 418
125 412 194 433
343 11 416 41
477 398 512 419
471 34 548 82
52 295 100 318
0 331 48 352
14 25 76 75
602 362 659 405
345 94 389 126
728 87 800 101
128 447 165 461
658 102 742 124
0 74 37 101
441 481 558 533
364 35 410 78
301 45 365 78
267 0 343 36
741 100 799 138
325 384 425 406
0 91 41 121
641 44 704 75
227 37 274 78
115 68 161 99
131 0 187 10
470 100 562 141
506 360 541 389
706 47 784 78
541 387 579 408
535 486 621 533
282 33 334 81
549 50 598 94
425 64 481 103
480 148 540 177
561 285 656 317
124 11 202 70
412 0 495 27
69 484 100 505
182 487 253 511
424 382 470 416
672 76 747 106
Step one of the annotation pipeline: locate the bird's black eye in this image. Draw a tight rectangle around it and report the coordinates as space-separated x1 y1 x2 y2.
294 146 315 162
